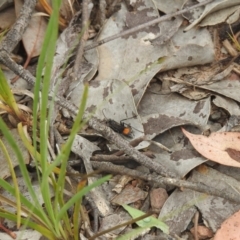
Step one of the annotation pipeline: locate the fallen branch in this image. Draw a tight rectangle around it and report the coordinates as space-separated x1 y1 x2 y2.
92 161 240 204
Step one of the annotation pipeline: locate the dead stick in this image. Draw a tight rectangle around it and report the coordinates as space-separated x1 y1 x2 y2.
92 161 240 204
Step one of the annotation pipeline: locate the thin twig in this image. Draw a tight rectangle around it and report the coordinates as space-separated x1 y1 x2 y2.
91 154 134 163
84 0 214 51
89 212 153 240
99 0 106 26
85 195 100 233
194 211 199 240
113 136 146 156
0 50 36 86
106 0 121 18
72 0 91 82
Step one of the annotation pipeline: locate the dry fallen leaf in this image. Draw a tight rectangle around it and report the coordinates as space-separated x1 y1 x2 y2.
214 209 240 240
182 128 240 168
15 1 48 58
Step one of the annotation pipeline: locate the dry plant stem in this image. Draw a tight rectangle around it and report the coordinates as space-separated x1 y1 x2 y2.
0 51 36 85
0 0 212 85
194 211 199 240
0 223 16 239
91 161 240 204
99 0 107 26
222 52 240 71
84 0 214 51
89 212 153 240
0 0 212 81
113 136 146 156
106 0 120 17
91 154 134 163
72 0 91 81
85 195 99 233
80 205 94 238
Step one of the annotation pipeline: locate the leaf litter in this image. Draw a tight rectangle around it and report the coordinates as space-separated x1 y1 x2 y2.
2 0 240 239
182 128 240 167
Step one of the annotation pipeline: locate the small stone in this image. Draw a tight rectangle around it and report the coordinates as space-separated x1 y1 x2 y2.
150 188 168 213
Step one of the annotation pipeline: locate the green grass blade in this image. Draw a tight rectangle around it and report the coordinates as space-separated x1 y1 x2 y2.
33 0 62 228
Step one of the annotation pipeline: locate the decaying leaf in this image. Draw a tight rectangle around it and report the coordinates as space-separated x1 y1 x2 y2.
159 166 240 235
182 128 240 167
139 92 211 140
214 209 240 240
184 0 240 31
15 1 48 58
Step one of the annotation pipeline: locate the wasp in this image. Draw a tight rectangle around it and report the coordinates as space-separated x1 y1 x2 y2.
107 118 133 137
102 109 134 138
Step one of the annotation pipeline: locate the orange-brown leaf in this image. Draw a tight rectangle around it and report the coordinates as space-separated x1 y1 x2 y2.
182 128 240 168
215 209 240 240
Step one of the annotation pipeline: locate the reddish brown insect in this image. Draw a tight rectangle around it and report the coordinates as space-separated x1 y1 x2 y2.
102 109 133 138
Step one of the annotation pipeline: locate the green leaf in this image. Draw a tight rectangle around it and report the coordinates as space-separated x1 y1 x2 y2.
122 204 169 233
